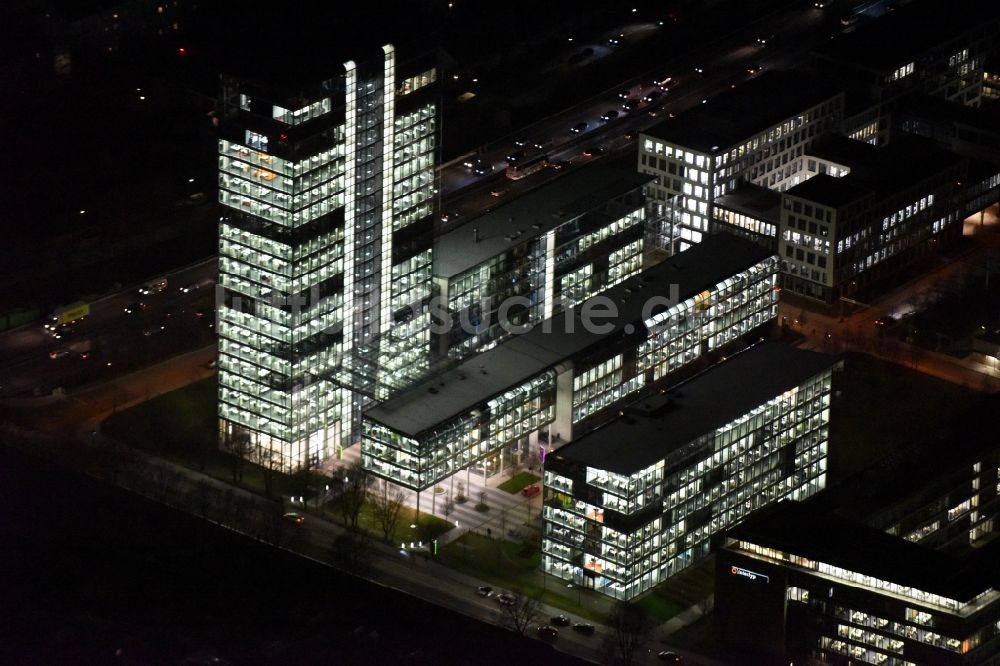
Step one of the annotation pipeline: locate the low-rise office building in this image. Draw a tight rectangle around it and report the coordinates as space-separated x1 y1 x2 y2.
362 233 778 491
432 157 653 359
638 70 844 253
779 135 968 302
541 343 839 600
718 502 1000 666
717 400 1000 665
813 0 1000 145
712 184 782 252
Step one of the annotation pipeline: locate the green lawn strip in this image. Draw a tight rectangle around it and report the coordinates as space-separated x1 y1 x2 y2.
102 377 329 499
497 471 541 494
635 593 685 622
323 496 455 545
438 532 606 623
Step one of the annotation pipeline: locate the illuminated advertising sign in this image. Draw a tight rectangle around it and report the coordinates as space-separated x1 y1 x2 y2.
731 565 769 584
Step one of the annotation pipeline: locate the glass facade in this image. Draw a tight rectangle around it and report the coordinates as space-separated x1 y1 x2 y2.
544 365 833 600
733 540 1000 664
218 45 438 472
440 202 647 360
363 371 557 490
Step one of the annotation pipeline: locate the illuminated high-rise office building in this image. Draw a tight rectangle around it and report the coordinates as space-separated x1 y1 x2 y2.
216 45 439 471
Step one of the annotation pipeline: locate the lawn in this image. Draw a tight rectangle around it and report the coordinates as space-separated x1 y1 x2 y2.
829 352 978 479
103 376 218 461
102 377 326 499
635 593 685 622
497 471 541 494
326 500 455 545
439 532 608 623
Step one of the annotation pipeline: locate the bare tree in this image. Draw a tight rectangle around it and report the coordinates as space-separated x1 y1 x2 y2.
499 589 542 636
249 444 281 499
371 480 408 543
338 460 372 532
606 601 652 666
222 430 252 483
330 532 375 577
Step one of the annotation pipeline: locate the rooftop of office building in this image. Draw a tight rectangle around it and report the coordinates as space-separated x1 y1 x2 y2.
434 157 653 278
715 184 782 222
806 391 1000 527
642 70 842 154
366 233 774 437
789 134 966 206
548 342 836 475
898 93 1000 137
783 174 871 209
727 500 1000 603
814 0 1000 73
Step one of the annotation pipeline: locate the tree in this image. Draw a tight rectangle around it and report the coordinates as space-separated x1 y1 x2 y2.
250 444 281 499
371 480 407 543
330 532 375 577
606 601 652 666
222 430 252 483
499 589 541 636
338 461 372 532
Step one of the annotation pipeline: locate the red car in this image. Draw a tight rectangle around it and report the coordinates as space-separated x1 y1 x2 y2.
521 484 541 498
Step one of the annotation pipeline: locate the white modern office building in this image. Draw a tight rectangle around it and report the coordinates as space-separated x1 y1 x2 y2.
216 44 439 471
362 233 779 492
638 70 844 254
541 343 838 600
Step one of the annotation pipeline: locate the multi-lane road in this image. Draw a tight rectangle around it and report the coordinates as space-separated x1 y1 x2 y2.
0 2 842 399
0 260 216 398
436 1 832 223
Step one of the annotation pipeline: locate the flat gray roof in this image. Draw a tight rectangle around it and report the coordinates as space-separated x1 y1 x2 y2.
433 156 653 278
550 343 836 475
814 0 1000 74
784 174 870 208
791 134 966 206
366 232 774 437
728 500 1000 602
715 184 781 223
643 70 842 154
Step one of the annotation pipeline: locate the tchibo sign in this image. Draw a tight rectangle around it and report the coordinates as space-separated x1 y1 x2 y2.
731 565 769 584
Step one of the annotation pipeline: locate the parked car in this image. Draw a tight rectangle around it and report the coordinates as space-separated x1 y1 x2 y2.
282 512 305 525
537 625 559 641
572 622 596 635
477 586 494 597
550 614 571 626
521 484 541 497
